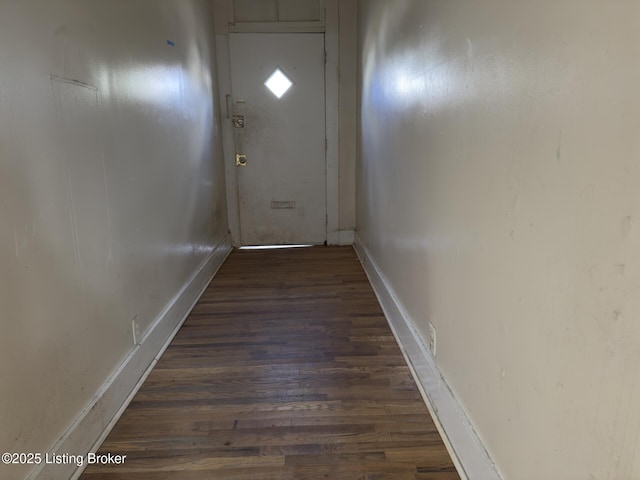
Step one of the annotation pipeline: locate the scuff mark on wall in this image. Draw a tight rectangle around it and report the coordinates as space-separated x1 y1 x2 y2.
556 129 562 162
63 164 84 285
12 218 40 258
621 215 632 238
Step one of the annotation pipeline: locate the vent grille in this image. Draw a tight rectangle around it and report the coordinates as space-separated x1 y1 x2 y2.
271 201 296 209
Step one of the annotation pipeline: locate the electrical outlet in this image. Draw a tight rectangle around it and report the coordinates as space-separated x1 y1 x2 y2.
428 322 436 357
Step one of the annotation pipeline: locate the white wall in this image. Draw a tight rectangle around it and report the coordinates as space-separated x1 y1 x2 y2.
0 1 228 479
357 1 640 478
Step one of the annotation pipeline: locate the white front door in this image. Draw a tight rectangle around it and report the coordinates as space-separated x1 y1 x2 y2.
229 33 326 246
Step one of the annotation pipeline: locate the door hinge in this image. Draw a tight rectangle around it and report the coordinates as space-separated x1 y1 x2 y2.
324 51 327 65
324 138 327 151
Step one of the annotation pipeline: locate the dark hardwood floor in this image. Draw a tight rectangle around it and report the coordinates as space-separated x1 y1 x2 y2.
81 246 460 480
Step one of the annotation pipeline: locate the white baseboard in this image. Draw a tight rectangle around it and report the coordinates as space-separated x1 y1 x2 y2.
338 228 355 245
352 233 502 480
327 228 355 246
27 234 233 480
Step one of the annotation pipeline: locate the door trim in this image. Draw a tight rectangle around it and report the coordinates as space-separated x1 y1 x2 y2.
324 0 340 245
228 21 325 33
214 5 340 246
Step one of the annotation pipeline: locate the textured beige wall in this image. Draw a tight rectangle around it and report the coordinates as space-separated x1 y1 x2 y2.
0 1 227 478
356 1 640 478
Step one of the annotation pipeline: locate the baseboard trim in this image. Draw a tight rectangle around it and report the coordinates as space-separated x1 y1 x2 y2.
352 233 502 480
27 234 233 480
338 228 355 245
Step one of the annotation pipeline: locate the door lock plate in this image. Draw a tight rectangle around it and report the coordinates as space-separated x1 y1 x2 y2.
232 115 245 128
236 153 247 167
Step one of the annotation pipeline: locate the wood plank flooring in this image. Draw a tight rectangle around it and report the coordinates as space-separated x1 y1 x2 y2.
81 246 459 480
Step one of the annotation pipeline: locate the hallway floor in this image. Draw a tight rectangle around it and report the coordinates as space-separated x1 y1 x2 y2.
81 246 459 480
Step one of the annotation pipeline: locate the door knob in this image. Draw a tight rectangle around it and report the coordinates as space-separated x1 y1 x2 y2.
236 153 247 167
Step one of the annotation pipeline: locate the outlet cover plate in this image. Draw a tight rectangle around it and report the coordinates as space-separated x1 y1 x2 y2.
428 322 436 357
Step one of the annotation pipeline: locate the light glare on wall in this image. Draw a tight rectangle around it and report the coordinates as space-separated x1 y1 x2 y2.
264 68 293 99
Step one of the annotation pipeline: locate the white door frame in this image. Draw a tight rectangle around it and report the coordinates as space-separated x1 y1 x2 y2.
213 1 339 246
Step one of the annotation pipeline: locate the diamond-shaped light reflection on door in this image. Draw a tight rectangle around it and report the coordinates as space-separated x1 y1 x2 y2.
264 68 293 99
